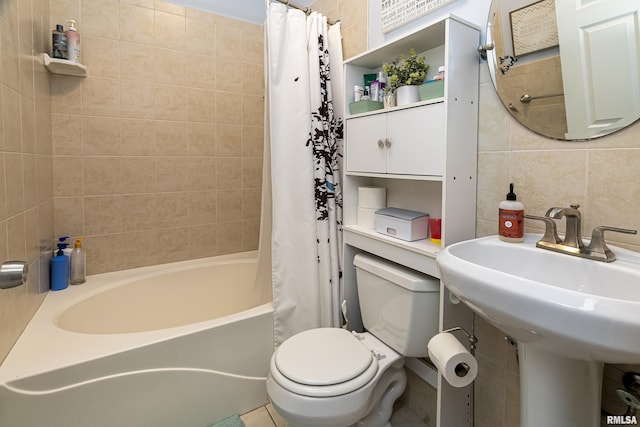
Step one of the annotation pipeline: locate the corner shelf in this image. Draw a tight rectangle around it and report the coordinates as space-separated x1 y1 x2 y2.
43 53 87 77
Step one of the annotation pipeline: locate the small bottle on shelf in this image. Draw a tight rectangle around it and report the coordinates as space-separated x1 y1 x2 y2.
65 19 81 63
52 24 67 59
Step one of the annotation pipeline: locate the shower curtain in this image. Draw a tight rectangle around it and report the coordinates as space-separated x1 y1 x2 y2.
263 2 344 347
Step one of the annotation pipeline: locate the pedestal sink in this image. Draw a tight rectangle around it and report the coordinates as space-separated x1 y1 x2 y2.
436 234 640 427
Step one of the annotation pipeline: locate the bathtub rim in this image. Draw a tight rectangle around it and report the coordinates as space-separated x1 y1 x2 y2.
0 250 272 385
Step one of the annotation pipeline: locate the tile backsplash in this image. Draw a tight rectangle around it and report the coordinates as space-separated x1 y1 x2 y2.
0 0 54 361
50 0 264 275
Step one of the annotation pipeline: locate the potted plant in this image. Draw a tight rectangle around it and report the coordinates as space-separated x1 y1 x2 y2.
382 49 430 106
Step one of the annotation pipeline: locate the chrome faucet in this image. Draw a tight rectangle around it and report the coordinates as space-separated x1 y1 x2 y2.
544 204 583 249
525 204 637 262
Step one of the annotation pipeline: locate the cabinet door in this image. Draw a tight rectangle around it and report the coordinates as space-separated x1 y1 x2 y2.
386 104 445 176
345 114 387 173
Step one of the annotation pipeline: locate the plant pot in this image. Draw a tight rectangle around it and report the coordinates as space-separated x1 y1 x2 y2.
383 92 396 109
396 85 420 106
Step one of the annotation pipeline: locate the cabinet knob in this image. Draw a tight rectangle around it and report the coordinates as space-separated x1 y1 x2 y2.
377 139 384 149
385 138 391 148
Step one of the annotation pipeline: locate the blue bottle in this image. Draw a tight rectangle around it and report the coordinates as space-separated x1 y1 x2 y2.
51 243 69 291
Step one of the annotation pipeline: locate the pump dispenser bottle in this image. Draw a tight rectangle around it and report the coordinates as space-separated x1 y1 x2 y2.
51 243 69 291
70 238 86 285
498 183 524 242
65 19 80 63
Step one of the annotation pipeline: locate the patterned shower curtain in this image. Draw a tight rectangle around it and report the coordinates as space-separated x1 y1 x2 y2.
264 2 344 347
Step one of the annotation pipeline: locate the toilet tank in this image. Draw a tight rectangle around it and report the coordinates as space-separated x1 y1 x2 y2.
353 253 439 357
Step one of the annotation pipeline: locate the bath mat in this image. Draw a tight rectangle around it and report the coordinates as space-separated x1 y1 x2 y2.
209 414 245 427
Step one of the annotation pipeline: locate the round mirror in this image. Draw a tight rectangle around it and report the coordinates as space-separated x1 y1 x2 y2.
486 0 640 140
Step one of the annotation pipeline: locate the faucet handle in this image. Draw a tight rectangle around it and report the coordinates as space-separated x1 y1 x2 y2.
587 226 638 262
524 214 561 244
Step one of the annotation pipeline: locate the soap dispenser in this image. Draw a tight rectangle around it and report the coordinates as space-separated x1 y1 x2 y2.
70 238 86 285
51 243 69 291
65 19 80 63
498 183 524 242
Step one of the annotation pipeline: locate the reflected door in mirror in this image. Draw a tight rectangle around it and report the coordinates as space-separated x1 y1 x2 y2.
557 0 640 139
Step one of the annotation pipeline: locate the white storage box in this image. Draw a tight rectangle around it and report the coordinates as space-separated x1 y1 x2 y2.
375 207 429 241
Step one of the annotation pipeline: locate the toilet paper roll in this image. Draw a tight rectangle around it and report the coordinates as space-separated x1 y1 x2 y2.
428 332 478 388
358 186 386 209
357 207 377 228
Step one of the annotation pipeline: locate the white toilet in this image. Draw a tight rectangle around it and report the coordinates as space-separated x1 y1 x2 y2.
267 253 440 427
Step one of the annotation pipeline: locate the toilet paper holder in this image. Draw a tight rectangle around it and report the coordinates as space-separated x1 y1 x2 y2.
442 326 478 354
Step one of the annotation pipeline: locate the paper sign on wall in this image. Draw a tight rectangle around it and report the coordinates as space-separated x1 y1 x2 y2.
381 0 457 33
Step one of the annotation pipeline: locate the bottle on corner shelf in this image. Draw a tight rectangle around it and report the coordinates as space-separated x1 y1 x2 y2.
65 19 81 63
52 24 67 59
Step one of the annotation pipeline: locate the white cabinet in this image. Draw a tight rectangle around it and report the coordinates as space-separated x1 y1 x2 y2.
346 103 445 176
341 14 480 427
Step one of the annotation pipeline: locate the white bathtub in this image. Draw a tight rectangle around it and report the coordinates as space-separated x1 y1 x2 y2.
0 251 274 427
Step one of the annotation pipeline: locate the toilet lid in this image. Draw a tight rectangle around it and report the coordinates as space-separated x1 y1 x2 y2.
275 328 374 386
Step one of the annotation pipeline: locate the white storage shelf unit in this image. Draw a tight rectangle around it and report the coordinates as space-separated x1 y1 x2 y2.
342 16 480 426
343 14 480 273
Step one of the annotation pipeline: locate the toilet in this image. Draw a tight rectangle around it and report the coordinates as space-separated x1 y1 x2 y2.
267 253 440 427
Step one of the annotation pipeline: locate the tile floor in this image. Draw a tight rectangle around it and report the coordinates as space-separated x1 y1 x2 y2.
240 402 430 427
240 404 285 427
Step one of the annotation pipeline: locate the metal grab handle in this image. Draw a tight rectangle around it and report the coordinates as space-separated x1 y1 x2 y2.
520 93 564 103
0 261 28 289
524 214 561 244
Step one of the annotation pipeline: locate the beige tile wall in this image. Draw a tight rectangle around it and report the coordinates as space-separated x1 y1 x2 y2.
312 0 368 59
51 0 264 275
0 0 54 362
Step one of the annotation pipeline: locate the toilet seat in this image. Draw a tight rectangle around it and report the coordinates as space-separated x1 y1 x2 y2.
271 328 379 397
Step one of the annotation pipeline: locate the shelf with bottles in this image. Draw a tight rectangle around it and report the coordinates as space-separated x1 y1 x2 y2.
43 53 87 77
347 97 445 119
344 17 450 117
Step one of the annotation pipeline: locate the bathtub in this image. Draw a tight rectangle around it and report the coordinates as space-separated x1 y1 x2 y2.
0 251 274 427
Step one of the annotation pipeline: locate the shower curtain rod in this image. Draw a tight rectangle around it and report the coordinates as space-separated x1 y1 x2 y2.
274 0 339 25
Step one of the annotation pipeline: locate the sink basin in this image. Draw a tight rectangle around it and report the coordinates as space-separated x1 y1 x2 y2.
437 233 640 362
436 234 640 427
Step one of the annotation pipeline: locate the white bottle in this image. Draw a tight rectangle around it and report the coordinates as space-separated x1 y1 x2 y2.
498 183 524 242
65 19 81 63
